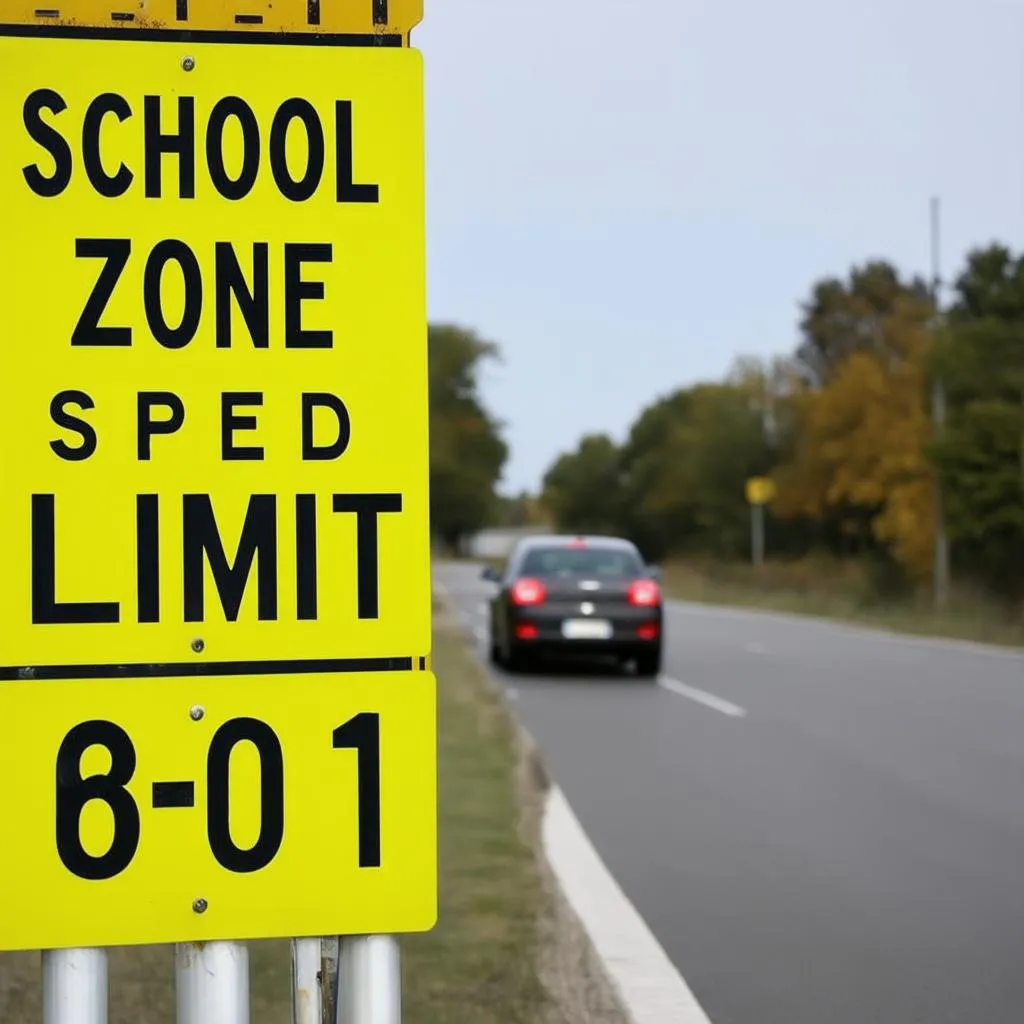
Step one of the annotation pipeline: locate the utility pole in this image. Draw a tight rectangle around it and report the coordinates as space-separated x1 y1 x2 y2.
930 196 950 609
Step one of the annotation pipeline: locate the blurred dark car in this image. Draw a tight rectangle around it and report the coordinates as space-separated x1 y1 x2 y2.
481 534 663 676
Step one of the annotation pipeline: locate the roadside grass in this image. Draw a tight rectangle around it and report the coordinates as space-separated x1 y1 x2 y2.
400 607 554 1024
661 558 1024 648
0 607 610 1024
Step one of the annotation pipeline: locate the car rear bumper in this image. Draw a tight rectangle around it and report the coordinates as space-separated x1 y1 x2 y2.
510 643 660 663
507 604 662 650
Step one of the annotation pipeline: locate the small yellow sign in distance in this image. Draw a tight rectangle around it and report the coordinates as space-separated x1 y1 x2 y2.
1 0 423 38
0 34 429 671
0 670 436 951
745 477 776 505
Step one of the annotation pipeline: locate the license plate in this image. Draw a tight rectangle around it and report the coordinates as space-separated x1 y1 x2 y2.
561 619 613 640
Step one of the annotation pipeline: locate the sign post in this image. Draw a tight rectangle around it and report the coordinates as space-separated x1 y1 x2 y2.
0 3 434 1021
292 936 324 1024
338 935 402 1024
745 477 775 568
176 942 249 1024
42 948 108 1024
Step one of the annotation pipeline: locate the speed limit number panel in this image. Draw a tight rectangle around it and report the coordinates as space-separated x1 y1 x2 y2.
0 671 436 950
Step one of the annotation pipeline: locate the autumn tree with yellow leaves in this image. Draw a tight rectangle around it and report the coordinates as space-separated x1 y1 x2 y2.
772 269 937 582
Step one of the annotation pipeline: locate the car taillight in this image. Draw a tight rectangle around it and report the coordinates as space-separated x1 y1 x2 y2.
511 577 546 606
627 579 660 606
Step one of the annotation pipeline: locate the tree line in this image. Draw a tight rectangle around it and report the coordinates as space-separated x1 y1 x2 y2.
428 323 509 551
540 242 1024 605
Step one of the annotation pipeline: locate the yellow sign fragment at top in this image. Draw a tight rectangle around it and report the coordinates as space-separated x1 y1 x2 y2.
1 0 423 41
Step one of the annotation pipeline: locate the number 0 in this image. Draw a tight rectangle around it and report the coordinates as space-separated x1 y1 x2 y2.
207 718 284 872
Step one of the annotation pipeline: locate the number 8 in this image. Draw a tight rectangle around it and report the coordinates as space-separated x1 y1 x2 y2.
55 720 141 880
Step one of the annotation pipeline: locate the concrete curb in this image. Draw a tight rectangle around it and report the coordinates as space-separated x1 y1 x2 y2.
542 786 714 1024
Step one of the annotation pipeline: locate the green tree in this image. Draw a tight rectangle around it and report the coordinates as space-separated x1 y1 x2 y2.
428 324 508 549
541 434 623 535
629 382 775 560
795 260 931 386
617 389 698 557
541 373 778 561
929 245 1024 599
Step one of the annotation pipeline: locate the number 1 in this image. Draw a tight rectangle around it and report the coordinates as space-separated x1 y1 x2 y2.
333 713 381 867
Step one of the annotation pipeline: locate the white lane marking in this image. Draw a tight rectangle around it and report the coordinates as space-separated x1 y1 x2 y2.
477 602 489 618
745 641 767 655
658 676 747 718
544 785 715 1023
473 625 487 643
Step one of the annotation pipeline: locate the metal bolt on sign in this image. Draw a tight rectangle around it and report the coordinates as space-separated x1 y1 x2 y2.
1 0 432 1023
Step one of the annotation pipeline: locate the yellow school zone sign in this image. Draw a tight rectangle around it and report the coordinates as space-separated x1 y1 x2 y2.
0 10 435 951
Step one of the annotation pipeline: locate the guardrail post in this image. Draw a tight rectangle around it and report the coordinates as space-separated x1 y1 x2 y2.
292 938 324 1024
336 935 401 1024
43 948 108 1024
175 941 249 1024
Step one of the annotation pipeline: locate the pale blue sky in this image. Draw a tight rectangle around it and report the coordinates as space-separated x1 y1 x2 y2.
415 1 1024 493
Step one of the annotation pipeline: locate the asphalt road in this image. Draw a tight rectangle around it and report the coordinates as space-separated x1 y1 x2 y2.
435 560 1024 1024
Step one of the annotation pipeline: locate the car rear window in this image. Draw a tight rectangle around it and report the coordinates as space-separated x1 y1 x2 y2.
519 546 643 579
